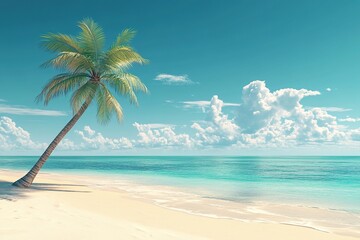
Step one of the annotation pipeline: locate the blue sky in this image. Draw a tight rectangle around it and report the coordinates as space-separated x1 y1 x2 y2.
0 0 359 155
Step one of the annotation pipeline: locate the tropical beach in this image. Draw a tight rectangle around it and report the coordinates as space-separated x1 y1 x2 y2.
1 0 360 239
0 168 359 240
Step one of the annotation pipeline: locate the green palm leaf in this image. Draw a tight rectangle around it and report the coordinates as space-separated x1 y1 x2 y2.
71 81 98 113
121 73 148 93
37 73 90 105
41 33 81 53
41 52 94 72
102 46 147 71
113 28 136 47
103 73 147 105
96 83 123 124
77 18 105 64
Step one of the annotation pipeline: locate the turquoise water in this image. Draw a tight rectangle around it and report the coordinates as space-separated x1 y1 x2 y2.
1 156 359 213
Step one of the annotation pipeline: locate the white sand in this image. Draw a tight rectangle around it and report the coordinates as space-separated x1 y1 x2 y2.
0 170 358 240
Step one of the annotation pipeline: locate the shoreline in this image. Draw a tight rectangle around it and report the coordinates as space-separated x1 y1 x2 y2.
1 169 359 240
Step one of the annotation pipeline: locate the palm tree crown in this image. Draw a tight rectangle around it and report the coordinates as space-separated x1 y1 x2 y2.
38 18 148 123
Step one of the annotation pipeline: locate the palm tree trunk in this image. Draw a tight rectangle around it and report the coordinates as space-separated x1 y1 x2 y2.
12 100 92 188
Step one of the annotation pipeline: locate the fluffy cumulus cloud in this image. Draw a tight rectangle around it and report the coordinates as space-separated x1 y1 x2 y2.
58 138 78 150
234 81 348 145
133 123 194 148
75 126 133 150
74 124 194 150
177 80 358 148
237 81 321 133
126 81 358 149
191 95 239 146
0 116 45 150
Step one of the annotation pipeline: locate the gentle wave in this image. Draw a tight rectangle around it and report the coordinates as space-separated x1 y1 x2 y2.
75 174 360 238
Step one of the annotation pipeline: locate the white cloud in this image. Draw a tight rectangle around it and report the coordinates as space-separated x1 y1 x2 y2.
84 126 95 136
139 123 176 129
0 116 45 150
0 99 5 102
133 80 359 149
133 122 194 148
184 81 359 148
0 104 66 116
58 138 79 150
326 88 332 92
75 124 194 150
237 81 320 133
182 101 211 109
314 107 351 112
167 100 240 113
154 74 195 85
182 100 240 109
339 117 360 123
190 96 239 146
234 81 349 145
76 126 133 150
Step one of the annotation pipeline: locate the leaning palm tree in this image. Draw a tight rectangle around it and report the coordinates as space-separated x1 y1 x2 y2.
13 18 148 188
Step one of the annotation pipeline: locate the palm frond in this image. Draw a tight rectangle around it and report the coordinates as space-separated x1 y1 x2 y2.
104 72 148 93
77 18 105 63
101 46 147 71
71 81 98 113
41 52 94 72
113 28 136 47
121 73 148 93
37 73 90 105
103 73 146 105
96 83 123 124
41 33 81 53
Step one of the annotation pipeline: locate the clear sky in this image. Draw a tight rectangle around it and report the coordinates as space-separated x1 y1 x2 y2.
0 0 359 155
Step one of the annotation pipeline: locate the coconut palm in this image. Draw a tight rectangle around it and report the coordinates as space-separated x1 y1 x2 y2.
13 18 148 188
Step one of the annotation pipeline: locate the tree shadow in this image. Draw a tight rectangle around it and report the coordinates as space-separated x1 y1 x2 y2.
0 181 28 200
31 183 91 193
0 180 91 201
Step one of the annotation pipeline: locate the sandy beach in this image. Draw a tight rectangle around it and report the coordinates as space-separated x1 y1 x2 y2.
0 169 358 240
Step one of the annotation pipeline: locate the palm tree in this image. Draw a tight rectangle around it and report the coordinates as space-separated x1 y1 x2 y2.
13 18 148 188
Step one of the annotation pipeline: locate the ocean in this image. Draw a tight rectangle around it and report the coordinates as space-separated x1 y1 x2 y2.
1 156 360 236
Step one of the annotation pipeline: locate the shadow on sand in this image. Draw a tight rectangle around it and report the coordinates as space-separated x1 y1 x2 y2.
0 181 91 200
